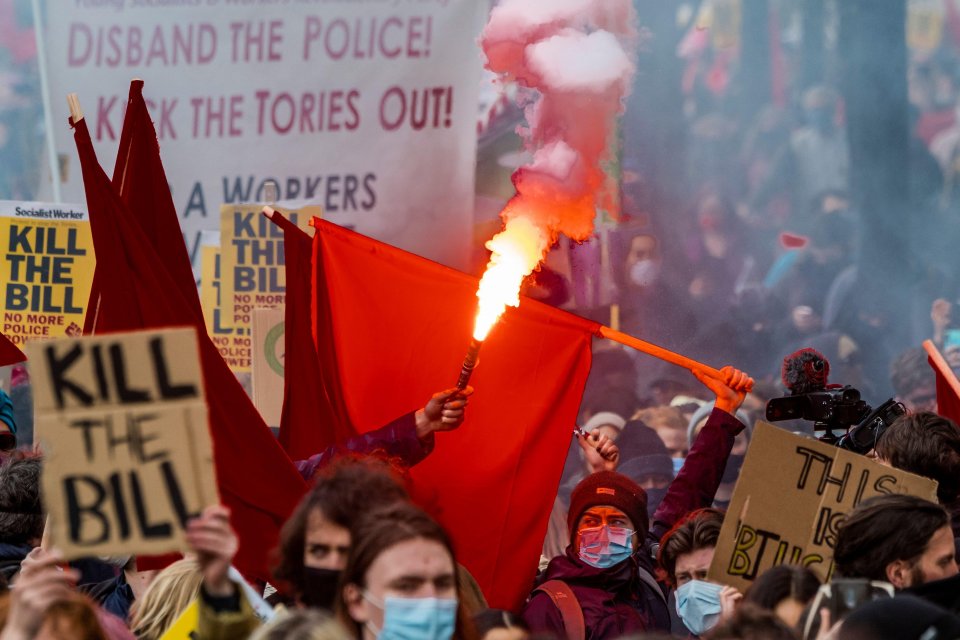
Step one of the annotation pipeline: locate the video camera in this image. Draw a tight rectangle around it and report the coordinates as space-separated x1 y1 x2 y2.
766 391 904 452
765 348 905 453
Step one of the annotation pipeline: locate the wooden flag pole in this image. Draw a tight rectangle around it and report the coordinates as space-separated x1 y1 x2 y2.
67 93 83 123
598 324 740 385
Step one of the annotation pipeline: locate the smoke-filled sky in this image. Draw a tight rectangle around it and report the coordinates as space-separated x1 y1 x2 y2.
472 0 638 340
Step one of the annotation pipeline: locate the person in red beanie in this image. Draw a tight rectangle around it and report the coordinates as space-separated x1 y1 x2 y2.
522 366 752 639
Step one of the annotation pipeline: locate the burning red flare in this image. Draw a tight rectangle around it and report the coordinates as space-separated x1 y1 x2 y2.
473 0 638 337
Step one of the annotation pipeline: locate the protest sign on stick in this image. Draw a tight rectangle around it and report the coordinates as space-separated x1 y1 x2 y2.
708 421 938 591
28 327 218 560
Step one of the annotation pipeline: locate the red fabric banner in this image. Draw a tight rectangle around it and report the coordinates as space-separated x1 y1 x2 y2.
271 212 353 460
71 114 306 582
311 219 597 610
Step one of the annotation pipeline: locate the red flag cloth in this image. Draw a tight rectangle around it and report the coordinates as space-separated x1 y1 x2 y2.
270 212 354 459
923 340 960 424
0 333 25 367
311 219 597 610
71 115 307 581
85 80 203 334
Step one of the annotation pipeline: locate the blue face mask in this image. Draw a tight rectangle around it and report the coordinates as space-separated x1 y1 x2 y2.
578 525 634 568
675 580 723 636
672 457 686 476
364 594 458 640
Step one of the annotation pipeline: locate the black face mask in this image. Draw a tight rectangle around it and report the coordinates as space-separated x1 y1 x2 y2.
645 487 668 518
0 432 14 451
300 567 342 611
721 454 745 485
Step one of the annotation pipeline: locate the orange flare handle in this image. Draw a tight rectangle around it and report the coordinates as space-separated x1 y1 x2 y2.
598 325 743 386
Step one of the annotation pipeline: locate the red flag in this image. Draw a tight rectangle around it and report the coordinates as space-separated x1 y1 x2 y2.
85 80 202 334
923 340 960 424
71 115 307 581
311 219 596 610
0 333 25 367
269 212 353 459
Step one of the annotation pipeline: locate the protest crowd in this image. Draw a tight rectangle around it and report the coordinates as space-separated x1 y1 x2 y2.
5 0 960 639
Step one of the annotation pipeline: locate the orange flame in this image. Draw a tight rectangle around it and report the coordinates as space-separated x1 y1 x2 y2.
473 217 549 341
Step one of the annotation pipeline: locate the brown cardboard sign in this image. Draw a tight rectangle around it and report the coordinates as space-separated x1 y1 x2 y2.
251 308 285 428
707 421 938 591
28 327 218 560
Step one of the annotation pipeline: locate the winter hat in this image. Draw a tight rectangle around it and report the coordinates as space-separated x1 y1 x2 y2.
581 412 626 435
687 402 752 449
615 420 674 482
567 471 648 536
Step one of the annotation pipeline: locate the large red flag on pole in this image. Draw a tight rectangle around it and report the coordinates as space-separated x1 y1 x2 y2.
86 81 203 333
111 80 202 320
311 219 597 610
71 111 306 582
268 211 354 460
923 339 960 424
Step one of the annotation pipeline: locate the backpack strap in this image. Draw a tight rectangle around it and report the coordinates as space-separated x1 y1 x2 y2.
534 580 586 640
636 566 667 605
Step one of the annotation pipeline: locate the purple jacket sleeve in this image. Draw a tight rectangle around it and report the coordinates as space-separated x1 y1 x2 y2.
522 591 567 636
294 411 434 481
649 408 745 541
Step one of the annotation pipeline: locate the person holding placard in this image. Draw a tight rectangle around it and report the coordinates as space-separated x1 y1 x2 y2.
656 508 742 636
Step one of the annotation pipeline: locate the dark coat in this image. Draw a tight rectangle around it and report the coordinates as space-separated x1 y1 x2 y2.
523 408 745 639
83 572 134 622
294 411 433 480
0 543 30 584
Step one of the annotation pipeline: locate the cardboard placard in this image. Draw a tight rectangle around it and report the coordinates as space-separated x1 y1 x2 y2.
200 241 251 373
251 308 285 428
28 328 218 560
707 421 939 591
218 203 317 332
0 200 95 346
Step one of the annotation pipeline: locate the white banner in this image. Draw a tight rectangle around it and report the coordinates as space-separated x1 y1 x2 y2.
40 1 485 270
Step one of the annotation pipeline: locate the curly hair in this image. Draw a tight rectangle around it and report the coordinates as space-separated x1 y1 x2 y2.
656 508 725 586
272 454 409 596
0 452 43 545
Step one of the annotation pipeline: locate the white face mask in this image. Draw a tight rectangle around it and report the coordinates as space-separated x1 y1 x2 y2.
629 259 660 287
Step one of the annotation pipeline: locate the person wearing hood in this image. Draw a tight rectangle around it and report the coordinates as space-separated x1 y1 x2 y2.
522 366 752 638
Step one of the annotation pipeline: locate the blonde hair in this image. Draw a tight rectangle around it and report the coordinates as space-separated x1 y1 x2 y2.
249 609 350 640
129 558 202 640
633 405 686 432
